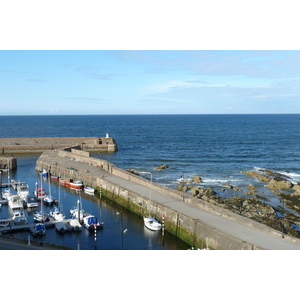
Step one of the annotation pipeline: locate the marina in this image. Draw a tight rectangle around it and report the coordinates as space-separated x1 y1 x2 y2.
0 154 190 250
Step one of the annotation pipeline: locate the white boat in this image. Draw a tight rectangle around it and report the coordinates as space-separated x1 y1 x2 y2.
17 184 30 200
12 210 28 225
40 169 48 177
50 206 65 221
83 215 103 230
0 219 10 227
25 195 39 208
33 211 50 223
69 218 82 231
69 180 84 190
2 189 12 201
8 194 23 209
43 195 55 205
84 186 95 194
143 216 162 231
29 223 46 236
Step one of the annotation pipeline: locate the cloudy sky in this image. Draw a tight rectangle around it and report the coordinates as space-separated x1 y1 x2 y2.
1 50 300 115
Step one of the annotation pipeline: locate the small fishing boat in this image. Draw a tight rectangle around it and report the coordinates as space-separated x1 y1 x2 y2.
12 210 28 225
35 187 47 200
69 180 84 190
83 215 103 230
25 195 39 208
40 169 48 177
30 223 46 237
84 186 95 194
50 175 59 181
0 219 10 227
143 216 162 231
17 184 30 200
8 194 23 210
60 178 71 186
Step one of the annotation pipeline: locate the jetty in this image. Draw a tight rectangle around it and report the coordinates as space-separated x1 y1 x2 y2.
0 135 118 154
36 147 300 250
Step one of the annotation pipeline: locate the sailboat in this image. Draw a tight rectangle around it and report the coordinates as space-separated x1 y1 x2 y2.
33 177 50 223
44 171 55 205
50 175 65 221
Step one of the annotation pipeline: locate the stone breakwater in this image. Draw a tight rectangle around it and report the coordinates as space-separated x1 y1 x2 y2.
0 136 118 154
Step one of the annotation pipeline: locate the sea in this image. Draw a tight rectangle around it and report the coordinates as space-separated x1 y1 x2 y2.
1 114 300 249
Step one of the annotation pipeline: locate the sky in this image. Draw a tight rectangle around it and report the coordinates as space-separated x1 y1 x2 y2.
1 50 300 115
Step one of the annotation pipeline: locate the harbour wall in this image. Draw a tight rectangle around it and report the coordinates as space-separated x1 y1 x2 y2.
0 137 118 154
0 156 17 170
36 148 297 249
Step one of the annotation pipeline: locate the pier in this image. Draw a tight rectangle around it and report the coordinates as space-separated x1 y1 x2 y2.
36 148 300 250
0 136 118 154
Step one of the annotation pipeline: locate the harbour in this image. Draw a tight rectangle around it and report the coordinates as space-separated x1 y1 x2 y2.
0 153 189 250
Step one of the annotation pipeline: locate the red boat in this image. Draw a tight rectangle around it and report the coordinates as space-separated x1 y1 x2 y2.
51 175 59 181
60 178 71 187
69 180 83 189
34 188 47 200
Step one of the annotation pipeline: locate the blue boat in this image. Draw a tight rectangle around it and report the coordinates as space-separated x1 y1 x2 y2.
83 215 103 230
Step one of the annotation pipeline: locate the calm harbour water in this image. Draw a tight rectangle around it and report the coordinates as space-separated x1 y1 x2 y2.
1 114 300 249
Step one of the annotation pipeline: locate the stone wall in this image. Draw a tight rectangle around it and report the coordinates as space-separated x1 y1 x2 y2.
0 137 118 154
0 156 17 170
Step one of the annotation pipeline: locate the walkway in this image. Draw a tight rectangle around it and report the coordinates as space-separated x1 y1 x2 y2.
39 150 300 250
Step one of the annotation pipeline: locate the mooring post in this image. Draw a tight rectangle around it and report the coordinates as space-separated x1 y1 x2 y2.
94 224 97 250
162 214 165 245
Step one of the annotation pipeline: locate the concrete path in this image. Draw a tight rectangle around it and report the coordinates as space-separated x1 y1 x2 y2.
103 173 300 250
39 150 300 250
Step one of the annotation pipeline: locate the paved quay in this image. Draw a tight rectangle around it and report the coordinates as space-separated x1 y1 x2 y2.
37 149 300 250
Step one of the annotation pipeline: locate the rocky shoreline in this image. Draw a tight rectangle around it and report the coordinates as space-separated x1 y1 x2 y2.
175 170 300 238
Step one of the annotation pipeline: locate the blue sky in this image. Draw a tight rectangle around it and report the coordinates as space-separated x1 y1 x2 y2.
1 50 300 115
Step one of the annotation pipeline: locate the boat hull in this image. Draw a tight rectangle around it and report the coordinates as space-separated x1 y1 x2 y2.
144 217 162 231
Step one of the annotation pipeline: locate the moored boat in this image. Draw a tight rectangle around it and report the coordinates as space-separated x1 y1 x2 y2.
50 174 59 181
83 215 103 230
69 180 83 189
143 216 162 231
12 210 28 225
29 223 46 236
60 178 71 187
25 195 39 208
33 211 50 223
8 194 23 210
35 187 47 200
43 195 55 205
0 219 10 227
50 206 65 221
84 186 95 194
40 169 48 177
17 184 30 200
55 221 68 234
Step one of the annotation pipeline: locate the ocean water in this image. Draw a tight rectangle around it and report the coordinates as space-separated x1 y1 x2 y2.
1 114 300 186
1 114 300 248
